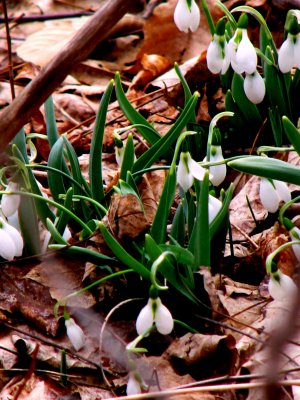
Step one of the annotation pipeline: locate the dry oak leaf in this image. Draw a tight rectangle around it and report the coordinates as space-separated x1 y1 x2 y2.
107 176 157 239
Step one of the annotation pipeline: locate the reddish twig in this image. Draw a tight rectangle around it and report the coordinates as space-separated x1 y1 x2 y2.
0 0 144 153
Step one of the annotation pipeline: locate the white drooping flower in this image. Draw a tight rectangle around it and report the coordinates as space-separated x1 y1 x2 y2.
259 178 291 213
289 226 300 263
207 35 230 75
208 145 226 186
136 297 174 335
0 217 23 261
244 70 266 104
1 181 20 218
268 270 298 303
177 152 206 192
278 33 300 73
228 28 257 74
127 373 143 396
65 318 85 351
208 194 222 224
174 0 200 33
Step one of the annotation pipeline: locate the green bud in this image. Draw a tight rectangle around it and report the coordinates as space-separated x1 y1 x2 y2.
215 17 226 36
237 13 248 29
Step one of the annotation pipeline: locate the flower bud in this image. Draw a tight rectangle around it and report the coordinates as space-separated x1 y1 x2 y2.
65 318 85 351
174 0 200 33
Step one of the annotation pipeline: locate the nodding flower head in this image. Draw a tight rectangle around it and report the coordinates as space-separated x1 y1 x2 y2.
174 0 200 33
177 152 206 192
0 217 23 261
136 297 174 335
208 145 226 187
259 178 291 213
65 318 85 351
278 16 300 73
243 70 265 104
228 15 257 75
268 270 298 303
206 18 230 75
1 181 20 218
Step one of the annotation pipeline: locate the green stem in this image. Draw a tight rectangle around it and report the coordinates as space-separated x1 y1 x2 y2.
265 241 300 273
201 0 215 35
0 190 92 234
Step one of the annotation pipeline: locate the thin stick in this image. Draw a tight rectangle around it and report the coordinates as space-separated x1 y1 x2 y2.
1 0 15 100
0 0 144 152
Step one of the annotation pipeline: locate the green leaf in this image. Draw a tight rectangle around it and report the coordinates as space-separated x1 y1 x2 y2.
282 116 300 156
50 244 115 265
98 222 151 280
170 201 185 246
120 133 135 181
48 137 68 202
188 173 210 267
150 166 176 243
46 218 68 245
145 234 198 304
231 73 262 129
45 95 60 147
228 156 300 185
89 80 114 204
133 92 199 173
115 72 161 145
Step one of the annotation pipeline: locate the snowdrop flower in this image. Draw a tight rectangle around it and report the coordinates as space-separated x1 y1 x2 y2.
206 18 230 75
278 17 300 73
136 297 173 335
126 372 148 396
0 217 23 261
289 226 300 263
208 194 222 224
177 152 206 192
1 181 20 218
174 0 200 33
207 35 230 74
228 15 257 74
208 145 226 186
259 178 291 213
244 70 265 104
65 318 85 351
268 270 298 303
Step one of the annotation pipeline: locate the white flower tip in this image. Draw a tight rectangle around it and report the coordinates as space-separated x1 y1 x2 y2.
65 318 85 351
136 300 154 335
154 298 174 335
268 271 298 302
127 374 142 396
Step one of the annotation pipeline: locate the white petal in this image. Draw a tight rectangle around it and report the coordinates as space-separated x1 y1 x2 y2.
115 146 124 167
268 271 298 302
228 38 243 74
290 227 300 263
208 194 222 224
0 227 16 261
259 179 279 213
278 36 295 73
1 185 20 218
3 221 23 257
236 30 257 74
244 71 265 104
209 146 226 186
188 156 206 181
136 299 154 335
207 39 224 74
127 374 142 396
65 318 85 351
177 152 194 192
273 180 291 203
154 298 174 335
189 0 200 32
221 41 231 74
174 0 191 33
63 227 72 241
294 35 300 69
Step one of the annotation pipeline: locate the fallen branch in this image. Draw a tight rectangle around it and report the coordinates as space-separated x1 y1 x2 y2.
0 0 144 153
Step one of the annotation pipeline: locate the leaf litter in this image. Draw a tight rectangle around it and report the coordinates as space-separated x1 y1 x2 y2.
0 0 300 399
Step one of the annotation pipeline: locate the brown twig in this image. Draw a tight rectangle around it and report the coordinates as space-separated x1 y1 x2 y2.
1 0 15 100
0 0 144 153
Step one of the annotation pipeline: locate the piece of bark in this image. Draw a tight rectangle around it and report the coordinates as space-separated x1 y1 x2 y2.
0 0 144 153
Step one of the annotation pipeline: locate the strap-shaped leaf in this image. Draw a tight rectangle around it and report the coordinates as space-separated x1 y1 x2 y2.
228 156 300 185
283 116 300 156
89 80 114 204
115 72 161 145
132 93 199 173
48 137 68 202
